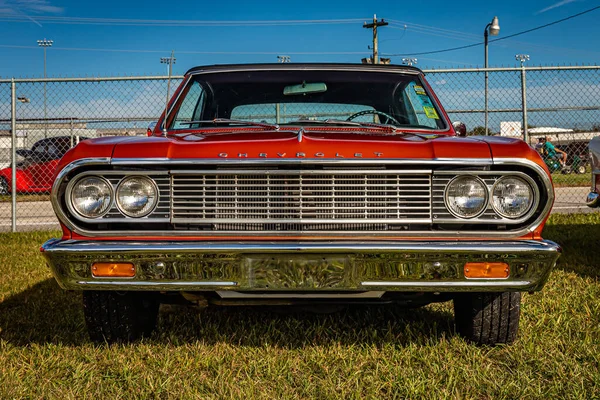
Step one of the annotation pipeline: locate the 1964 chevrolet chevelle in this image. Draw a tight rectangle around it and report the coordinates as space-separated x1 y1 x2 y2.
41 64 560 345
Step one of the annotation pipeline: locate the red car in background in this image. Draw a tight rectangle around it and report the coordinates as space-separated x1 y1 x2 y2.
0 136 85 194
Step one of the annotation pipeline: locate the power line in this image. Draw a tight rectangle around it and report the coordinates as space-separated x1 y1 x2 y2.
388 19 600 58
384 5 600 56
0 15 367 26
388 20 481 41
388 24 480 44
0 44 369 55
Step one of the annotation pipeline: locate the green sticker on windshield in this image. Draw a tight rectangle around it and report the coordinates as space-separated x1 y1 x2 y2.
413 85 426 96
423 106 439 119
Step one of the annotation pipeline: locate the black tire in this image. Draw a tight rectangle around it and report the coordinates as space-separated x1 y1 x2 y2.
0 177 9 195
83 291 160 343
453 292 520 345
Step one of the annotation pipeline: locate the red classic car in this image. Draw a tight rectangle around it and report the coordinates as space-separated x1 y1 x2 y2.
41 64 560 345
0 136 85 194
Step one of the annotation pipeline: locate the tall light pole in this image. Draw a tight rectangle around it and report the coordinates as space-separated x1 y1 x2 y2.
516 54 530 144
37 38 53 138
160 51 176 135
484 16 499 135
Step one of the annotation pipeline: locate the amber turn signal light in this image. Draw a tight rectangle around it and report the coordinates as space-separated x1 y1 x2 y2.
92 262 136 278
464 262 509 279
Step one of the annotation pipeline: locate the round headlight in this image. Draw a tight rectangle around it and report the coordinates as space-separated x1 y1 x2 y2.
445 176 488 218
492 176 534 219
116 176 158 218
71 176 112 218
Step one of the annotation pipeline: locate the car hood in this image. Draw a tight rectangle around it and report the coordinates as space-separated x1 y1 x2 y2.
58 131 542 170
109 130 494 160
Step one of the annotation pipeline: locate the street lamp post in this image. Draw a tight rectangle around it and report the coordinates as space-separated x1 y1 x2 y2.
484 17 499 135
37 39 53 138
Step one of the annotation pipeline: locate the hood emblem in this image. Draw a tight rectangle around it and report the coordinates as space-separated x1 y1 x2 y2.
297 127 304 143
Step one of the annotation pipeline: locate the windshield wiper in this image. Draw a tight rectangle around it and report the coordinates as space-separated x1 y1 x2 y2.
177 118 279 130
288 119 430 139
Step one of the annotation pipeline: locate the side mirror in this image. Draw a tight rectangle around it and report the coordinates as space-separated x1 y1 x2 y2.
453 121 467 137
147 121 157 137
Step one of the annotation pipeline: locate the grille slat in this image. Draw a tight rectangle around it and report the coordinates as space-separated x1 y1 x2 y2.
171 171 432 224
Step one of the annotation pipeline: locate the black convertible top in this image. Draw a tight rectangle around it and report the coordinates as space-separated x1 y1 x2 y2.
185 63 423 76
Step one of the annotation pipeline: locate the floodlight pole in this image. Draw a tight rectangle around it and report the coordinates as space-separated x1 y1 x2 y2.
160 51 176 134
37 38 53 138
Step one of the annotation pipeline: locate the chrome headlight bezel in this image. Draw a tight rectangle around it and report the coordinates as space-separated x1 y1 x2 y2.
444 175 489 219
68 176 114 219
491 175 535 219
115 176 159 218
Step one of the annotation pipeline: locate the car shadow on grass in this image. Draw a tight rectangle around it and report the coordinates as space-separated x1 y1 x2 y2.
0 279 88 346
543 220 600 279
158 303 456 348
0 278 456 347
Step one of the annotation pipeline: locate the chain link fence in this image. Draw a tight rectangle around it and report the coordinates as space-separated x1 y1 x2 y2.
0 66 598 231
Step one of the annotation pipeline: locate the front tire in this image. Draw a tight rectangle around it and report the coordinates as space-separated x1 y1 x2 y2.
453 292 520 345
83 291 160 343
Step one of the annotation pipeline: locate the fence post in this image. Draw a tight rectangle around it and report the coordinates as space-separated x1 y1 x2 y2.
70 118 74 147
10 79 17 232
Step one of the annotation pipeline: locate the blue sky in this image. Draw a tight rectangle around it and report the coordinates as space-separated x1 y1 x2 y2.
0 0 599 77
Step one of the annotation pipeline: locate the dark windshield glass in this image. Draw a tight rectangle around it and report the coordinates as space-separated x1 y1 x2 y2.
168 70 447 130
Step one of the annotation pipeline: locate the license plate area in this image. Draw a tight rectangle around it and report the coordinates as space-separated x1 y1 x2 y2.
244 254 351 289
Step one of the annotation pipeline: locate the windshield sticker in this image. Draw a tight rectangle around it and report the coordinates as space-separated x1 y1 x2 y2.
423 106 439 119
413 85 426 96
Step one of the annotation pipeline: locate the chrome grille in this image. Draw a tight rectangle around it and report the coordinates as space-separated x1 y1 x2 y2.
171 170 432 225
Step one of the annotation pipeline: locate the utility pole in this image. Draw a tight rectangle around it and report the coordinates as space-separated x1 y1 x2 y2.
363 14 388 64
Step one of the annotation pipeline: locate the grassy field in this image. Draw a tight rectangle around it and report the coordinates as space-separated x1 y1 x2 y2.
0 194 51 203
550 172 591 188
1 214 599 398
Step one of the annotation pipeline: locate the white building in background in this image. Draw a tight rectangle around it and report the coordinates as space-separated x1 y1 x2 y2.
499 121 594 145
500 121 523 137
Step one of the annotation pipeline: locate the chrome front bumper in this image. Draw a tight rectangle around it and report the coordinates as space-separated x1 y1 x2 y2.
41 239 561 293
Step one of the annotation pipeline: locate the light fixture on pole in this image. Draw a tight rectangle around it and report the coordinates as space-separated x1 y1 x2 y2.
402 58 417 66
277 55 291 63
160 51 176 135
37 38 53 139
484 16 499 136
17 96 30 103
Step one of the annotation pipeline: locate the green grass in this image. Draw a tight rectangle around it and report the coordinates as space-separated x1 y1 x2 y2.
0 194 51 203
1 214 600 398
550 172 591 188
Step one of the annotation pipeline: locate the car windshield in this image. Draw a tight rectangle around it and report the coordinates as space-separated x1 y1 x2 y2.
167 69 447 131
